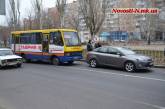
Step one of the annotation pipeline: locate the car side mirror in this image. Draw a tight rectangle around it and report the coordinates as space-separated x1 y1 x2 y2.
117 52 122 56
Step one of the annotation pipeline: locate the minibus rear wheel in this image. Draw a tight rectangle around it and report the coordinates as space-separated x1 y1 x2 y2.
68 61 74 65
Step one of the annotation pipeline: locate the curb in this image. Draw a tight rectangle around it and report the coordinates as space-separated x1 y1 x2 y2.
154 65 165 68
79 59 86 62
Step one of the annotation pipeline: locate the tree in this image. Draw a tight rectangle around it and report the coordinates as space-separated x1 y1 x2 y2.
56 0 67 28
64 1 80 30
79 0 107 39
145 14 156 45
42 10 54 29
67 14 80 30
139 0 156 45
23 9 33 30
27 9 33 30
48 8 61 28
32 0 43 29
0 27 10 47
7 0 21 30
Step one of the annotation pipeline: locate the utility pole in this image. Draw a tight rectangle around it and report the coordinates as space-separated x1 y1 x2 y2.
0 0 6 15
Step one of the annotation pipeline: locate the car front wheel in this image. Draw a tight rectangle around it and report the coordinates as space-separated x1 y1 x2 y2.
89 59 98 68
125 61 136 72
17 63 22 68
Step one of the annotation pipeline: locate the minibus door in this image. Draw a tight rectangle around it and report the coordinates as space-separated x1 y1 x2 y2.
12 35 18 52
42 34 49 53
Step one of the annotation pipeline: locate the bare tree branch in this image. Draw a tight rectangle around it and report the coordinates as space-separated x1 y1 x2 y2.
67 13 80 30
139 0 156 45
8 0 21 30
56 0 67 28
79 0 107 39
32 0 43 29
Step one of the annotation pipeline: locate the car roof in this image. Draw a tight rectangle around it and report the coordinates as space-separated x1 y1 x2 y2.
0 48 11 51
100 46 122 49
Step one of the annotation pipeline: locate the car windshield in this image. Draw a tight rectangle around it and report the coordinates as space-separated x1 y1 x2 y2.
117 47 136 55
64 32 81 46
0 50 14 56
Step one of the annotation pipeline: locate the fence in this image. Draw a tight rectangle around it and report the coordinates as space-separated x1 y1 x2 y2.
134 49 165 66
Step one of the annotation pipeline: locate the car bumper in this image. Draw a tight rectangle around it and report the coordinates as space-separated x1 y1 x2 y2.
136 61 154 69
1 61 22 67
1 62 22 67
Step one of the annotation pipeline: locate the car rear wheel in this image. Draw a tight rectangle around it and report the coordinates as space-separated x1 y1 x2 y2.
52 57 60 65
125 61 136 72
89 59 98 68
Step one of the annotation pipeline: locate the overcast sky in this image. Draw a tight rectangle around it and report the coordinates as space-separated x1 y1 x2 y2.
0 0 74 26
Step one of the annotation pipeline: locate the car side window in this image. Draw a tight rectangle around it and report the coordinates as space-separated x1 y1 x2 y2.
108 47 119 55
98 47 108 53
93 48 100 52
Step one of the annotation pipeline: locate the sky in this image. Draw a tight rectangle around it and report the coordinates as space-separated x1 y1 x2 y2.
0 0 74 26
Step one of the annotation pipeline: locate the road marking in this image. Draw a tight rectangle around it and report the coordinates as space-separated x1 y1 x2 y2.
61 67 165 109
67 67 165 82
138 102 165 109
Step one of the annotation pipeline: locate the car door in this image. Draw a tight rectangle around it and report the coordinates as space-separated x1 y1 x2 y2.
107 47 124 67
95 47 109 65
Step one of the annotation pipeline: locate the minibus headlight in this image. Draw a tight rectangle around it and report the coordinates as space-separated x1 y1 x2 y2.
65 53 70 56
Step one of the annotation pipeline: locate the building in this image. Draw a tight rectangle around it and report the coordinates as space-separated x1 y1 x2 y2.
64 1 79 29
102 0 120 31
63 0 165 42
154 0 165 41
47 7 60 28
64 1 87 42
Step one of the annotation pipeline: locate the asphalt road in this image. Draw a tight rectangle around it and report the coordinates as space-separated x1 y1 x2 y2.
0 62 165 109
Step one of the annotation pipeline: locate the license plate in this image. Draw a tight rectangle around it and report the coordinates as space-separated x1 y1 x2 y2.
149 62 153 66
74 57 79 59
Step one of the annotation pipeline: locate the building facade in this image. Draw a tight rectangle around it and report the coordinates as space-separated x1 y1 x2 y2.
154 0 165 41
63 0 165 42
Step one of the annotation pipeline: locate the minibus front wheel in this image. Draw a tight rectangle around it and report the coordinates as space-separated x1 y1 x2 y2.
21 54 30 63
52 57 60 65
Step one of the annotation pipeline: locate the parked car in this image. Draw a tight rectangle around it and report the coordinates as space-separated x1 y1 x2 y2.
86 46 153 72
0 48 22 68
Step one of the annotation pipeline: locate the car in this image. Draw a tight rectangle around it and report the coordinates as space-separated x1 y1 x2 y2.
86 46 153 72
0 48 23 68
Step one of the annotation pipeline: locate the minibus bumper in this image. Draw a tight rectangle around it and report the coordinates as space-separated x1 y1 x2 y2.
59 56 83 63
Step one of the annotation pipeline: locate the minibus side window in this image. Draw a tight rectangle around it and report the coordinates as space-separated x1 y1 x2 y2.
20 33 31 44
12 34 20 44
50 32 63 46
31 33 42 44
20 32 42 44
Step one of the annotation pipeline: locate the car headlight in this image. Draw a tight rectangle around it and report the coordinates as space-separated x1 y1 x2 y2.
136 59 140 62
17 58 22 61
136 59 146 62
1 60 7 64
